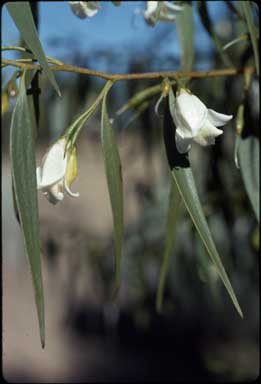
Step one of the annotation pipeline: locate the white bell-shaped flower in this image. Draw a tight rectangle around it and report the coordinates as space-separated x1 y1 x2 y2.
144 1 183 25
171 89 233 153
69 1 100 19
36 138 79 205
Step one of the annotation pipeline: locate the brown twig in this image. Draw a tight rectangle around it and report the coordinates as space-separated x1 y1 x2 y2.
1 58 255 81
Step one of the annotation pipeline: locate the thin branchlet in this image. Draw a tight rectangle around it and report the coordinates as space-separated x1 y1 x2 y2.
1 58 255 81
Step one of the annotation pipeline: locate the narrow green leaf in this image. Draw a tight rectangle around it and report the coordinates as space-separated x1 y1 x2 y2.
176 3 194 73
238 136 260 222
10 71 45 347
11 70 37 224
116 83 166 116
156 177 182 312
25 70 38 140
197 1 234 67
122 100 150 130
240 1 259 75
6 2 61 96
101 85 124 292
163 93 243 318
171 168 243 318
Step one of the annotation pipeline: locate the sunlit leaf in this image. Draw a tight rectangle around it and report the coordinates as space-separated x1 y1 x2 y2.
101 86 124 292
238 136 259 222
10 71 45 347
163 90 243 318
6 2 61 96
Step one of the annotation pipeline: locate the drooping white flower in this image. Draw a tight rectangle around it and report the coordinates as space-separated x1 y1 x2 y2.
36 138 79 205
171 89 233 153
144 1 183 25
69 1 100 19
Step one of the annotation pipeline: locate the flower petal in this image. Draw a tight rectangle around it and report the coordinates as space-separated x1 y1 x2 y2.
159 13 176 22
175 129 192 153
174 92 208 137
44 183 64 205
193 119 223 147
164 1 183 12
64 179 80 198
145 1 158 13
144 1 158 24
39 140 67 188
44 192 64 205
207 109 233 127
69 1 99 19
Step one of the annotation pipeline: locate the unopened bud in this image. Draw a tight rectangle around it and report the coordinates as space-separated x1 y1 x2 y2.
162 79 171 97
65 146 78 188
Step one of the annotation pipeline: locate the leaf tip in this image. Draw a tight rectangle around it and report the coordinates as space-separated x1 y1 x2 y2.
237 306 244 319
40 333 45 349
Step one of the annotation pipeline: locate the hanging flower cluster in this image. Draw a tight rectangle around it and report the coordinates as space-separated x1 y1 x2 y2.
68 1 183 25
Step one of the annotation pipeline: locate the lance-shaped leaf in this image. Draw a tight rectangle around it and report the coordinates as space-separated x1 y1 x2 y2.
11 70 38 224
163 90 243 318
101 88 124 292
238 136 259 222
176 2 194 73
6 2 61 96
156 176 182 312
10 71 45 347
239 1 259 76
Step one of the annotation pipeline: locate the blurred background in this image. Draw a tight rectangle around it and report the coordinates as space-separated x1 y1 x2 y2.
2 1 259 382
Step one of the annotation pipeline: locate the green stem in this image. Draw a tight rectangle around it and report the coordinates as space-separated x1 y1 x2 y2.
65 80 114 146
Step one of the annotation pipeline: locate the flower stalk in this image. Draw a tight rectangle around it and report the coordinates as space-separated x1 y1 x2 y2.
65 80 114 146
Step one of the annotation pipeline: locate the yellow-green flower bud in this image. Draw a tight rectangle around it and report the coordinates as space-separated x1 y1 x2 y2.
66 147 78 188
